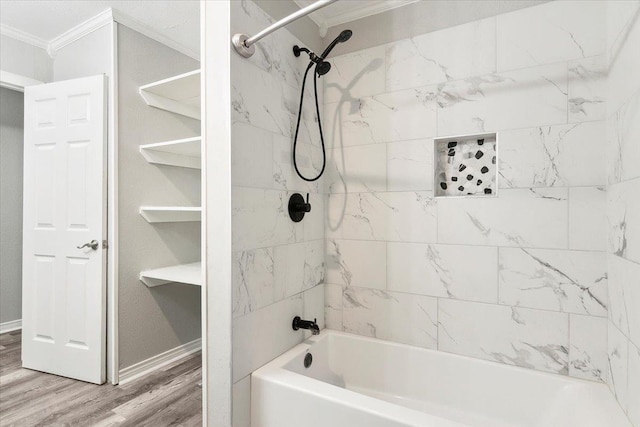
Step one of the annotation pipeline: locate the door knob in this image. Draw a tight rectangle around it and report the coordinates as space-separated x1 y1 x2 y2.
77 240 99 250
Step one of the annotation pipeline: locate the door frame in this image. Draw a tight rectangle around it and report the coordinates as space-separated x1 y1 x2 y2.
0 68 119 385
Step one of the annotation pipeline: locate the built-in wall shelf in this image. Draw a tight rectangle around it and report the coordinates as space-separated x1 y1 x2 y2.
140 262 202 287
139 70 201 120
139 206 201 223
139 137 201 169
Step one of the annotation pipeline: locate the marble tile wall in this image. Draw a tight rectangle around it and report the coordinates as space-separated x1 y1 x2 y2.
606 2 640 426
323 0 611 386
230 1 326 426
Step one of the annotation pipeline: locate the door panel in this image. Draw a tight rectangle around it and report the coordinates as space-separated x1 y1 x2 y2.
22 75 107 384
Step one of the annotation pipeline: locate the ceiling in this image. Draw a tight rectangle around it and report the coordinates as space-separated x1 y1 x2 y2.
0 0 419 56
294 0 418 32
0 0 199 56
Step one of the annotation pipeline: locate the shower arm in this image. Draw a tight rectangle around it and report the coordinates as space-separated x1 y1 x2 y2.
232 0 339 58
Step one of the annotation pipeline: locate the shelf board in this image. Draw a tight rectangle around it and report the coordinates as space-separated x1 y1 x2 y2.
139 69 201 120
139 206 201 223
139 136 201 169
140 262 202 287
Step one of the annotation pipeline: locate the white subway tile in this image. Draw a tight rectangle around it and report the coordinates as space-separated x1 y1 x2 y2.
387 139 434 191
326 144 387 193
232 248 274 318
496 0 605 71
499 248 607 316
325 239 386 289
232 376 251 427
568 56 607 123
303 284 325 338
437 64 568 136
438 299 569 374
608 254 640 350
232 294 303 382
387 243 498 303
607 321 629 409
342 192 437 242
499 121 606 189
232 188 302 251
325 283 344 330
608 90 640 184
274 240 324 300
608 179 640 264
437 188 568 248
324 46 386 104
386 18 496 91
232 122 273 188
343 287 438 349
325 86 438 147
569 187 607 251
569 314 608 382
628 342 640 426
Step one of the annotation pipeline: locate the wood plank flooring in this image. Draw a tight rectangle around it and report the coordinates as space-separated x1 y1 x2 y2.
0 330 202 426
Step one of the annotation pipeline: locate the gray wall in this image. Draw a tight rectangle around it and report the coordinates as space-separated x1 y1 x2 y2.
53 25 112 81
117 25 201 369
0 34 52 82
0 87 24 325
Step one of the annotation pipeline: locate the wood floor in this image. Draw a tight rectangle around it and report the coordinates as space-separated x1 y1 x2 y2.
0 330 202 426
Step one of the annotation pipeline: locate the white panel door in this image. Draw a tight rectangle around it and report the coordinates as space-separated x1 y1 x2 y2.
22 75 107 384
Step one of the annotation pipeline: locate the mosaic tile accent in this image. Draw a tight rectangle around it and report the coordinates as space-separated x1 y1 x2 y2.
435 133 497 197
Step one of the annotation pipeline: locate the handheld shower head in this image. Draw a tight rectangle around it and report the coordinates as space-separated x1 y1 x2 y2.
290 29 353 182
293 45 332 76
293 29 352 77
320 29 352 59
315 61 331 76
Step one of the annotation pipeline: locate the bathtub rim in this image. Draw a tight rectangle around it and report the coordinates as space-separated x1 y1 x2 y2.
251 329 627 427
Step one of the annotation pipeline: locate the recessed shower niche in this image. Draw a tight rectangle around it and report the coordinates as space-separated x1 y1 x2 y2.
434 133 497 197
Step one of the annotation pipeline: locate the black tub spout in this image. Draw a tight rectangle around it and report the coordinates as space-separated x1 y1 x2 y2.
292 316 320 335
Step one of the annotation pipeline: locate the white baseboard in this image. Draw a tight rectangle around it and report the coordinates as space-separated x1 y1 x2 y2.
118 338 201 385
0 319 22 334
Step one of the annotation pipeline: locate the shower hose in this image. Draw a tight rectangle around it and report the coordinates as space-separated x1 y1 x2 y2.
292 62 326 182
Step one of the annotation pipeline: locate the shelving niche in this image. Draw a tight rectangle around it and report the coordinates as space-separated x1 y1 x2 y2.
140 262 202 287
139 206 201 223
139 137 201 169
139 70 201 119
138 69 202 287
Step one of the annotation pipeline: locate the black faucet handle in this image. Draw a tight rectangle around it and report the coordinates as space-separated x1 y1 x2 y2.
304 193 311 212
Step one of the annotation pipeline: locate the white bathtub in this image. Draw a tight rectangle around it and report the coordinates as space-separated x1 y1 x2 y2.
251 330 630 427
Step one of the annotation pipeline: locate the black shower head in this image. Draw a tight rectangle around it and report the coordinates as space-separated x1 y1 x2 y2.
337 29 353 43
320 29 353 59
315 61 332 76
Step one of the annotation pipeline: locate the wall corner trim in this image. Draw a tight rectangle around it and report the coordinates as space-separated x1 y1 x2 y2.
0 23 49 50
111 10 200 61
1 7 199 62
48 8 114 57
117 338 202 385
0 319 22 335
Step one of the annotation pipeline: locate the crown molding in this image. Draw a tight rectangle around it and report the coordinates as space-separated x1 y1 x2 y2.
292 0 329 35
294 0 419 33
0 23 49 50
1 7 199 62
48 8 114 57
325 0 419 27
111 9 199 61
